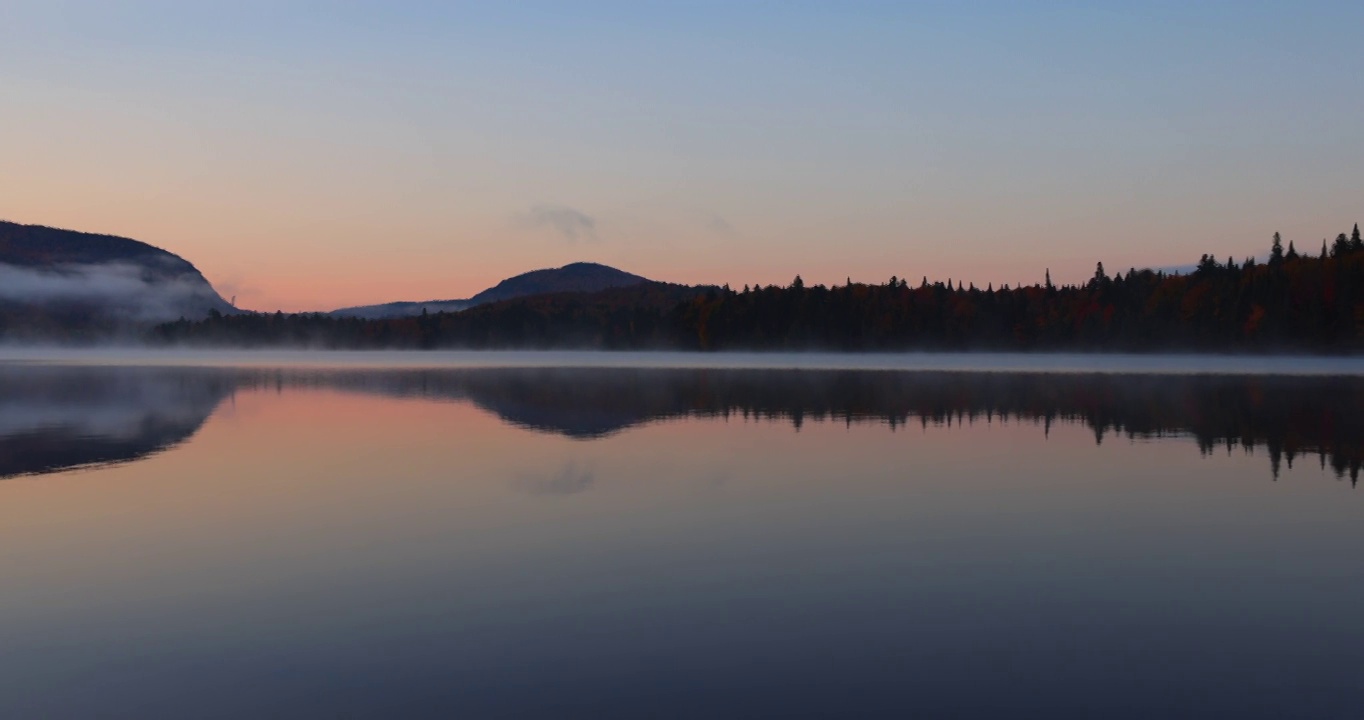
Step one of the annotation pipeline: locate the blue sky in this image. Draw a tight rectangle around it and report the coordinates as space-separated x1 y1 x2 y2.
2 1 1361 310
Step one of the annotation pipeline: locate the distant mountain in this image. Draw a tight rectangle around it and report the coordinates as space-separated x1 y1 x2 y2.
154 280 711 348
330 261 650 319
0 221 235 334
466 262 651 304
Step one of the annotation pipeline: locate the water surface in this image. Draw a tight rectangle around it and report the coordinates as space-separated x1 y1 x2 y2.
0 356 1361 718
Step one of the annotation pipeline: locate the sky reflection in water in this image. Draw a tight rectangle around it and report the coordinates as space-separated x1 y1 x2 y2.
0 363 1360 718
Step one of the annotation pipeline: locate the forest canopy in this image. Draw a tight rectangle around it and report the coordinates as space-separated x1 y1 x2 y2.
127 224 1364 353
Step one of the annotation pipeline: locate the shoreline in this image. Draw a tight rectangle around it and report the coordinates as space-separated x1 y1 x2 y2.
2 348 1363 376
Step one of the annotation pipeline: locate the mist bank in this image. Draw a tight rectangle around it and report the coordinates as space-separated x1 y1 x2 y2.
150 234 1364 353
0 261 230 321
5 348 1364 376
0 221 235 340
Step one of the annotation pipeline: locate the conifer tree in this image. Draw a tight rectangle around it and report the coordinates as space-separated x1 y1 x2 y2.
1333 233 1350 257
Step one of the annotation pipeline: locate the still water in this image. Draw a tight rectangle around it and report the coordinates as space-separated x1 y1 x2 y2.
1 355 1362 718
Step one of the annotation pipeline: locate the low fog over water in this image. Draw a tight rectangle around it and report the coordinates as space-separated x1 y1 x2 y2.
3 349 1364 376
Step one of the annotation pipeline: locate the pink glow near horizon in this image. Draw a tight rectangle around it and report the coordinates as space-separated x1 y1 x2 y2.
2 4 1361 311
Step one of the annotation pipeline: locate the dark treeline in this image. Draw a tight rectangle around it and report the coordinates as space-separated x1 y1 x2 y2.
152 227 1364 351
151 282 703 348
0 302 129 341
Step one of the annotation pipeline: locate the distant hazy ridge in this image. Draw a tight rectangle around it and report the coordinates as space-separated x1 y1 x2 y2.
328 262 650 319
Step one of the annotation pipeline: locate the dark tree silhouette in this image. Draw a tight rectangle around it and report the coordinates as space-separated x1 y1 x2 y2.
146 225 1364 353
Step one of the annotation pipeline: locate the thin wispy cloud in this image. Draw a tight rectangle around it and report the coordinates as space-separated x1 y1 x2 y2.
707 214 734 235
519 204 598 243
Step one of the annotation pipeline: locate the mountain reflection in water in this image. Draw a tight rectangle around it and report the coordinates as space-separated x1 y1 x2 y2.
1 364 1360 483
0 366 234 479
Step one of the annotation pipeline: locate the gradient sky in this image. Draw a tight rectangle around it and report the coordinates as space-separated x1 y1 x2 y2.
3 1 1362 311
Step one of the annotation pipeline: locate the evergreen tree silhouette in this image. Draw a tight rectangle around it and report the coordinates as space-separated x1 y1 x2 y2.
1333 233 1351 257
140 226 1364 354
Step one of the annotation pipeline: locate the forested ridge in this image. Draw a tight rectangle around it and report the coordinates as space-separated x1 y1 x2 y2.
153 226 1364 352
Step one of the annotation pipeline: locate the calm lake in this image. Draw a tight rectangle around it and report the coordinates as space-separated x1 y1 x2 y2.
2 352 1362 718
